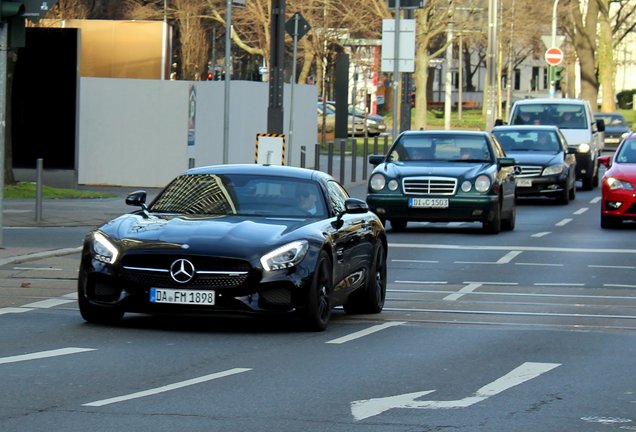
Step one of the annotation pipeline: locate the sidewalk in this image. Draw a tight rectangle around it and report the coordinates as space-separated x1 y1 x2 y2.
0 181 368 264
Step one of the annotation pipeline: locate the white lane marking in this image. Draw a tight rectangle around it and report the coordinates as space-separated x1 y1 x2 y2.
23 298 75 309
515 262 563 267
394 280 448 285
534 282 585 287
604 284 636 289
444 283 482 301
326 322 406 344
496 251 522 264
351 362 561 420
0 347 96 365
590 197 601 204
556 218 572 226
392 259 439 264
589 264 635 269
0 308 31 315
83 368 252 407
454 261 498 265
462 281 517 285
531 232 551 238
574 207 589 215
381 306 636 320
389 243 636 254
13 266 63 271
1 292 77 313
390 288 636 301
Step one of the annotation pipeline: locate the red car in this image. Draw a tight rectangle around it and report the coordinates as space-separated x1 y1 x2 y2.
599 133 636 228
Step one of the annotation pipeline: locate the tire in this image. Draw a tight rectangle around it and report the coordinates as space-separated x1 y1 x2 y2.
343 243 387 314
302 250 332 332
557 186 570 205
582 173 594 191
501 203 516 231
601 215 620 229
483 202 502 234
78 291 124 325
390 219 407 232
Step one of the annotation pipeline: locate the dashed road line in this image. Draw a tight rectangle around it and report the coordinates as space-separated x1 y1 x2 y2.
326 322 406 344
0 347 95 365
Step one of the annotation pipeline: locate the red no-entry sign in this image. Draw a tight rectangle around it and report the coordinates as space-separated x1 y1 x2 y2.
545 47 563 66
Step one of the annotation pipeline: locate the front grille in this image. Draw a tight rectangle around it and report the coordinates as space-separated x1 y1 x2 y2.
122 269 249 289
516 165 542 177
120 253 251 289
403 177 457 195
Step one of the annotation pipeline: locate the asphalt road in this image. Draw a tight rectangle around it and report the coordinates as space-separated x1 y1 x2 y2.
1 183 635 431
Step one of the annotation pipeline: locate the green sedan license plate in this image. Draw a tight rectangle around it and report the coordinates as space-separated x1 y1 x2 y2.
409 198 449 208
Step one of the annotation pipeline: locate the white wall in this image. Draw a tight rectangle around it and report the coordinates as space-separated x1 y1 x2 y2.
78 78 317 187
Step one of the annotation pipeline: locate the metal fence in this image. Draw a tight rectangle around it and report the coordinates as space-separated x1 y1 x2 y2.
299 135 391 186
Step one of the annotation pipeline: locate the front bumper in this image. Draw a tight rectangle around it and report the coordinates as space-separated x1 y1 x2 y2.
367 194 499 223
601 189 636 219
515 174 569 197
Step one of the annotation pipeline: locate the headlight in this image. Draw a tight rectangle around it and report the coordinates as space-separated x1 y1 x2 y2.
577 143 591 153
370 173 386 191
92 232 119 264
387 179 399 191
542 164 565 176
474 175 491 192
367 119 378 126
461 180 472 192
260 240 309 271
606 177 635 191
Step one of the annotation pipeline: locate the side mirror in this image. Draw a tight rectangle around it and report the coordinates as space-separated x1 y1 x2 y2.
368 154 385 166
333 198 369 228
596 118 606 132
497 157 516 168
125 190 150 218
598 155 611 168
494 119 505 126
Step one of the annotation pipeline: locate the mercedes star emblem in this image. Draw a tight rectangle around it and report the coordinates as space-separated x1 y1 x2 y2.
170 258 195 284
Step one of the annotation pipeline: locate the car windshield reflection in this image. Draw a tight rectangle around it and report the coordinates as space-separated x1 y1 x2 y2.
389 134 492 162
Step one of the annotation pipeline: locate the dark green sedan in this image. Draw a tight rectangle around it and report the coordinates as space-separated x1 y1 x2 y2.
366 130 517 234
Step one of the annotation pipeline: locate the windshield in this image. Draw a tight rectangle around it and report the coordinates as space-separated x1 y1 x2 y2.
388 134 492 162
150 174 327 217
511 103 587 129
615 140 636 164
494 130 561 152
595 114 628 127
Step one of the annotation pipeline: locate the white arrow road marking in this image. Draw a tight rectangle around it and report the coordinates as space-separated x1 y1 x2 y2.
0 347 96 365
351 362 561 421
83 368 252 407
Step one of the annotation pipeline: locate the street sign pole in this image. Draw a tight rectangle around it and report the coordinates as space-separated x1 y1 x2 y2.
392 0 400 141
0 23 6 246
550 0 561 98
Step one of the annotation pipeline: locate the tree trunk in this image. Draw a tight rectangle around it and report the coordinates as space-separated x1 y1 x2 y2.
570 0 599 110
597 0 616 112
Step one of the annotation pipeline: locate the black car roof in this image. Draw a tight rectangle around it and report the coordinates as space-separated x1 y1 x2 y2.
183 164 333 182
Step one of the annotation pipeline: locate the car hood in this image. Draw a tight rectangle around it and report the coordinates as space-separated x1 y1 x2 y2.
607 163 636 181
505 151 562 165
373 161 492 179
98 213 314 257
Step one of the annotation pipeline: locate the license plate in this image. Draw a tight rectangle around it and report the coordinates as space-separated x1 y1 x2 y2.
516 178 532 187
150 288 215 305
606 138 619 143
409 198 449 208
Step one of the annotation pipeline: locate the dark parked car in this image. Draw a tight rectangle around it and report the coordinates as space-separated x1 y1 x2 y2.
78 164 387 331
492 125 577 204
599 132 636 228
366 130 517 234
594 112 632 150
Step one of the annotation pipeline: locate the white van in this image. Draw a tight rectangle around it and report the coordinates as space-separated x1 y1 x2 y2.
505 98 605 190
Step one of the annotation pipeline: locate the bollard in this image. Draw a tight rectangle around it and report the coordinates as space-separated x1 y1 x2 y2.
300 145 306 168
188 158 195 169
362 137 369 180
327 141 334 175
339 139 346 185
351 138 357 183
35 158 43 222
314 143 321 170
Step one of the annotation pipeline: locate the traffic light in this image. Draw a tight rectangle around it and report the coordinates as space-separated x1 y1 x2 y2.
553 66 564 90
206 72 213 80
0 1 25 49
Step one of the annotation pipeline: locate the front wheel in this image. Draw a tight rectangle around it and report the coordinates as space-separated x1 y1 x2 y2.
78 291 124 325
483 202 502 234
302 251 332 331
344 243 387 314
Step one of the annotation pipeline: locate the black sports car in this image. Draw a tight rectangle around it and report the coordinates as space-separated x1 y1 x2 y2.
78 164 387 331
366 130 517 233
492 125 577 204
